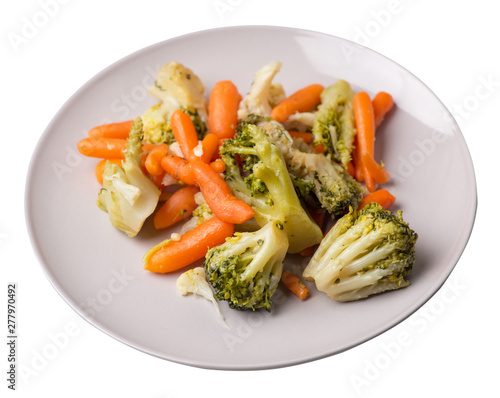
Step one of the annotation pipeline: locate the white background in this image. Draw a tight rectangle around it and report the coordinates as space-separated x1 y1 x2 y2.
1 0 495 396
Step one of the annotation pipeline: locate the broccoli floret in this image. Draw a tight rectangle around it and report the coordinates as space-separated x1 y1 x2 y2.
204 221 288 311
312 80 356 167
191 202 214 224
303 203 418 302
220 122 323 253
246 116 365 219
289 174 315 198
287 148 365 218
141 103 175 144
97 118 161 237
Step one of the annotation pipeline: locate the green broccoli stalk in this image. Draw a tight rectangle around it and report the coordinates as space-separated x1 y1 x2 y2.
97 118 161 237
303 202 418 302
312 80 356 167
204 221 288 311
220 123 323 253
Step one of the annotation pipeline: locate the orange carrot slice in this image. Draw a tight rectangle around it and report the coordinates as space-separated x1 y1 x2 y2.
281 271 309 300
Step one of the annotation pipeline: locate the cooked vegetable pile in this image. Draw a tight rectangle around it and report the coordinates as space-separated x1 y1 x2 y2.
77 61 417 322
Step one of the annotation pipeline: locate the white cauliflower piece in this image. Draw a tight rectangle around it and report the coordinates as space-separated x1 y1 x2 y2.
97 118 161 237
148 62 208 122
142 62 208 144
176 267 230 329
268 82 286 108
238 61 283 120
283 111 317 132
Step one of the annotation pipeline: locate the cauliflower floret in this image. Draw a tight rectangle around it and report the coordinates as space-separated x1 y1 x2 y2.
148 62 208 122
238 61 283 120
176 267 229 328
142 62 208 144
283 111 316 132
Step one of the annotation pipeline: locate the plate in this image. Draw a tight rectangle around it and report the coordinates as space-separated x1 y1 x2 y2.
25 26 477 370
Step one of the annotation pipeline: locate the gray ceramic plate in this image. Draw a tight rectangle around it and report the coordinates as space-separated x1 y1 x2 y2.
25 26 476 370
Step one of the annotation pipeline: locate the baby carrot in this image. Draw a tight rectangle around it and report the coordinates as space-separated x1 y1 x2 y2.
208 80 242 139
372 92 394 127
94 159 122 185
145 143 168 176
281 271 310 300
142 143 157 152
170 109 200 161
353 91 377 192
160 155 228 185
154 186 200 230
352 138 364 182
143 216 235 274
358 189 395 210
200 133 220 163
288 131 314 144
361 152 390 184
148 171 169 190
299 246 315 257
77 137 127 159
190 160 255 224
160 155 196 185
209 159 226 173
312 144 325 154
88 120 134 139
346 161 356 178
271 84 324 123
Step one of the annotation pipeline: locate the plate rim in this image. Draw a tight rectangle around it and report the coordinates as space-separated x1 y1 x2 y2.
24 25 478 370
